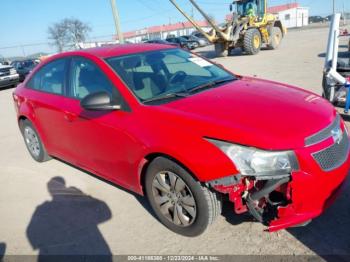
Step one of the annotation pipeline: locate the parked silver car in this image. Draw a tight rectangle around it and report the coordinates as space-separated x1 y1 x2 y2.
182 35 208 47
0 65 19 88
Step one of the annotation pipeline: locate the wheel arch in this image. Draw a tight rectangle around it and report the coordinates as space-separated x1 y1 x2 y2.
17 114 50 154
138 152 200 195
18 115 28 124
273 20 285 36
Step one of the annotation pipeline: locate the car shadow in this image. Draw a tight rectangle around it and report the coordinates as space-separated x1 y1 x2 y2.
340 113 350 122
221 200 255 225
287 175 350 257
54 158 158 221
0 242 6 261
26 176 113 262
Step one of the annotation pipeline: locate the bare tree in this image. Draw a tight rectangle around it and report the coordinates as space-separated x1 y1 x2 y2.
63 18 91 47
48 18 91 52
48 22 67 52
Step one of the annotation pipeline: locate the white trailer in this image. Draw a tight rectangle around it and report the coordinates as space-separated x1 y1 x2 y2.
323 13 350 113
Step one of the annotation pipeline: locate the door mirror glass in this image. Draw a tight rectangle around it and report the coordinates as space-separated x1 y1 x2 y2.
80 91 120 111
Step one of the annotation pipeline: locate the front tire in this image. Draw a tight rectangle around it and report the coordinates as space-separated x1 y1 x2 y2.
243 28 262 55
20 119 51 162
145 157 221 237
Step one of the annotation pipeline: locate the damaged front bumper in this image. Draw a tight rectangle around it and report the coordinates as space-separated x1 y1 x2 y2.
209 137 350 232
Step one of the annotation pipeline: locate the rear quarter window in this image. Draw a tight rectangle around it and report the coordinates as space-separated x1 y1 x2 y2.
27 58 67 95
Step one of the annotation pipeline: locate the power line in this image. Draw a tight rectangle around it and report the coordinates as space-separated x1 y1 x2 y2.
136 0 158 12
0 42 48 50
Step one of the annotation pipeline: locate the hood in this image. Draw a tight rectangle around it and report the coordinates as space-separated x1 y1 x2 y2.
157 77 336 150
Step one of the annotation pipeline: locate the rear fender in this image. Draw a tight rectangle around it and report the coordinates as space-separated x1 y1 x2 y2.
17 103 50 153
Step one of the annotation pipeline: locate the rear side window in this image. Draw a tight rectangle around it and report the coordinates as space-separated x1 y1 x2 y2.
68 57 114 100
27 59 67 95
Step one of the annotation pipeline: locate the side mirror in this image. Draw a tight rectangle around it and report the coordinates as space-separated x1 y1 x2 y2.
81 91 121 111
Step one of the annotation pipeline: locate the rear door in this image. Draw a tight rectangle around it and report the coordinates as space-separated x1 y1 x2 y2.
24 58 71 157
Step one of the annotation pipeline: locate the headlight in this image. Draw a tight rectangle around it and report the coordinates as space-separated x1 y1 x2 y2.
207 139 299 179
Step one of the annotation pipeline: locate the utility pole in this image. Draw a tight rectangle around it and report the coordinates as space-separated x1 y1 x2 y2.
343 2 346 25
20 44 25 57
110 0 124 44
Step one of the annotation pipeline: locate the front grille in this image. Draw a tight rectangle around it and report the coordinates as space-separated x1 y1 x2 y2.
0 68 10 77
312 132 349 171
305 115 341 146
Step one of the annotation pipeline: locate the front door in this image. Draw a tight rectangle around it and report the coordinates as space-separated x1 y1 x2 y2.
61 56 138 188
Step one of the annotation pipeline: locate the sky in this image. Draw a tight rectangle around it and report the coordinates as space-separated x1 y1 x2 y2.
0 0 348 58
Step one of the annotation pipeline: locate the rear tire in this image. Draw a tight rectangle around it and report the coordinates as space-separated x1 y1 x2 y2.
243 28 262 55
145 157 221 237
20 119 51 162
267 27 283 50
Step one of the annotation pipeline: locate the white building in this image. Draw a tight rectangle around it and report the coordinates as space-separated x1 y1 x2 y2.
268 3 309 28
123 21 212 43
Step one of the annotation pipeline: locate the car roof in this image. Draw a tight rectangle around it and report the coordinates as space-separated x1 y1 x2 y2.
59 43 176 59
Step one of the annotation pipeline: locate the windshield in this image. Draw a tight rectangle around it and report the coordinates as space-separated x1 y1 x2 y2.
234 0 264 17
106 48 235 103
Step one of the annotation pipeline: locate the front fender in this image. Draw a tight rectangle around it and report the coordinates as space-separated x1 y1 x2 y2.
134 132 239 195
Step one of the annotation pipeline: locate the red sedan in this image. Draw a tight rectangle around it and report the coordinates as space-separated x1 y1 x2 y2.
13 44 350 236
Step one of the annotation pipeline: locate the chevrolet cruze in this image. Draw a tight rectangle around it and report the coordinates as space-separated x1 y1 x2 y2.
13 44 350 236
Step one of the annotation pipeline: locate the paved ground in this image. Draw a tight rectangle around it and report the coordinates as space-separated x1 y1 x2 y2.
1 26 350 258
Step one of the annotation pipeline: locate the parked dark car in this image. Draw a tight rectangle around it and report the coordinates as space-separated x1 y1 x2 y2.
309 16 328 24
145 39 179 47
166 37 198 50
11 60 38 82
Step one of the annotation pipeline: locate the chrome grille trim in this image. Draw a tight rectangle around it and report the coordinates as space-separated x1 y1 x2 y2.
305 115 341 146
0 69 10 76
312 132 349 171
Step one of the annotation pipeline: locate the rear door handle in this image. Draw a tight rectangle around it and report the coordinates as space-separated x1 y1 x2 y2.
64 111 78 122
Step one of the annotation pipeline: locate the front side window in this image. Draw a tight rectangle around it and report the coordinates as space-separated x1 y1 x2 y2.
106 48 235 102
27 59 67 95
69 57 114 100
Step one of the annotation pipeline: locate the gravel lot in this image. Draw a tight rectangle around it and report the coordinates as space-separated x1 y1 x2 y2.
0 26 350 258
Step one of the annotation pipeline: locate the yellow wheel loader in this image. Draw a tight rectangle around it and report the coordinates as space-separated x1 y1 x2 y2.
169 0 286 57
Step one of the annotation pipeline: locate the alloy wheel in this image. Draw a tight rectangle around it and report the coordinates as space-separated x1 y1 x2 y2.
24 126 40 157
152 171 197 227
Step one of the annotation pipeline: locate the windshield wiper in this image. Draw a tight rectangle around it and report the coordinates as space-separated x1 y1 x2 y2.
143 92 189 104
189 78 236 94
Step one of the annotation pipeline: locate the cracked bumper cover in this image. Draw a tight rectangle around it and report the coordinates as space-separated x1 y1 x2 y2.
268 147 350 232
209 138 350 232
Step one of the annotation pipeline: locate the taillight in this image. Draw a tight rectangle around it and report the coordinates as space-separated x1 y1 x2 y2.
12 93 23 108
